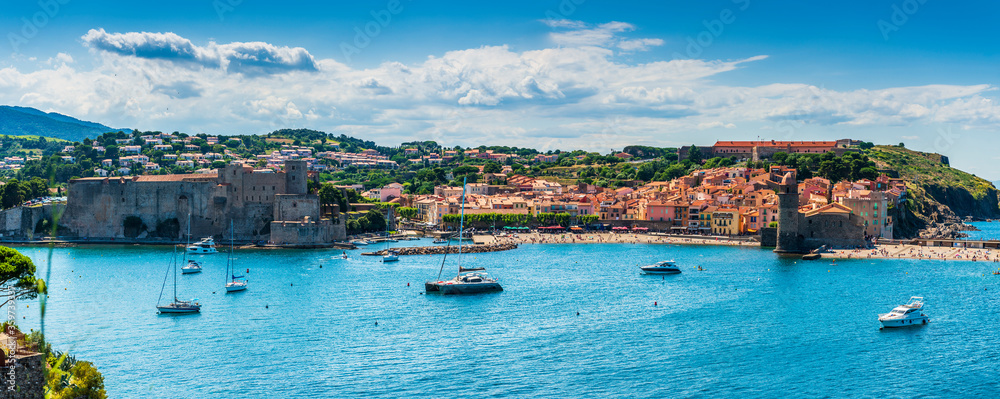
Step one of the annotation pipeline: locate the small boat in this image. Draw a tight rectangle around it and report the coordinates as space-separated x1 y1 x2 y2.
640 260 682 275
223 221 248 293
425 177 502 295
802 253 821 261
878 297 929 328
187 237 218 254
383 251 399 263
350 240 370 246
157 244 201 314
426 269 503 294
181 260 202 274
432 238 447 244
157 299 201 313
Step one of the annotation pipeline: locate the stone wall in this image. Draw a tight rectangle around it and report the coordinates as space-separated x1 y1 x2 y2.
800 213 866 249
0 204 65 239
61 163 325 245
0 353 44 399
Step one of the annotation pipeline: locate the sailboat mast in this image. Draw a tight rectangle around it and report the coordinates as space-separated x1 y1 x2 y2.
456 176 467 275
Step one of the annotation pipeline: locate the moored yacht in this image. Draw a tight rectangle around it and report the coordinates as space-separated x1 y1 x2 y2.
878 297 929 328
350 239 370 246
426 267 503 294
425 177 502 295
640 260 682 275
181 260 202 274
187 237 218 254
383 250 399 263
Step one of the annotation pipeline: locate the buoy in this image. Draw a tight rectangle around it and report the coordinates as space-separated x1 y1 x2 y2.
576 312 580 316
290 283 293 286
266 305 269 309
319 265 323 268
654 301 657 306
375 321 378 326
407 282 410 287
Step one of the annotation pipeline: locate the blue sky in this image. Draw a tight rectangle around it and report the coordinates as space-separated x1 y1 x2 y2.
2 0 999 178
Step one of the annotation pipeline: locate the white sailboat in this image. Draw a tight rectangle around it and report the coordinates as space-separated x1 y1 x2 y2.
157 244 201 313
224 221 248 292
383 209 399 263
425 177 502 295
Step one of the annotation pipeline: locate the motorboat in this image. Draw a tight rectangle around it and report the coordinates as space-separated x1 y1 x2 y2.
187 237 218 254
383 251 399 263
425 268 503 295
640 260 682 275
878 297 929 328
181 260 203 274
432 238 448 244
350 240 370 246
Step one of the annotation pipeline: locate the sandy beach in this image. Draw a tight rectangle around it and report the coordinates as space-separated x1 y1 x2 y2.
472 232 1000 266
825 244 1000 263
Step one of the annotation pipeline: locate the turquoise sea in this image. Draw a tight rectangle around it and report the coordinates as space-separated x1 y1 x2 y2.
9 239 1000 398
963 221 1000 241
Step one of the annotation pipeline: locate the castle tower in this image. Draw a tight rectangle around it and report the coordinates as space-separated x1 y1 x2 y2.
285 160 307 195
773 169 803 253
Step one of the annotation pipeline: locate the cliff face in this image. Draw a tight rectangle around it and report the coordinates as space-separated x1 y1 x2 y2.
870 146 1000 239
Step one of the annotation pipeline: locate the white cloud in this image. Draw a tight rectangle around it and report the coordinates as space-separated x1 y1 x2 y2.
901 135 920 140
0 26 997 151
547 20 664 53
81 28 318 75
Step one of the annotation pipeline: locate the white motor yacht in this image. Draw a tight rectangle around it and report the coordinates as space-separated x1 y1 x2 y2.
350 240 370 246
878 297 929 328
187 237 218 254
640 260 682 275
181 260 202 274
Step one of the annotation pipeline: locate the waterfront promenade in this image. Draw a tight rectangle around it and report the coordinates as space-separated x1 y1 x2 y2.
477 232 760 247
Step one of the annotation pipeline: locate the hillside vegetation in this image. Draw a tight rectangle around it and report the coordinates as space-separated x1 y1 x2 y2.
0 106 117 142
868 145 1000 236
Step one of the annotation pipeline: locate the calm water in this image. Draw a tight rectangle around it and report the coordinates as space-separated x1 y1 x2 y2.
9 239 1000 398
963 221 1000 241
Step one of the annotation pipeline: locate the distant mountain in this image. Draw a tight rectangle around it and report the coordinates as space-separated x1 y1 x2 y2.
0 106 120 142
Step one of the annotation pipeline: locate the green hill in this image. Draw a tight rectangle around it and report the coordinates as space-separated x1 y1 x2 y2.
0 105 120 142
868 145 1000 237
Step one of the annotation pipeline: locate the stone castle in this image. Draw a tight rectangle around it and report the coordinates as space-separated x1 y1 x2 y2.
766 166 867 253
61 160 345 245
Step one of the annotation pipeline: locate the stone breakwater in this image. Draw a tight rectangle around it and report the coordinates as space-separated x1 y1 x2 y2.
362 243 518 256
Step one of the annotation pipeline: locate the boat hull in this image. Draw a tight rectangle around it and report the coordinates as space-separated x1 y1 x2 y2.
226 283 248 292
157 306 200 313
187 249 218 254
181 268 201 274
641 267 681 275
435 282 503 295
879 316 929 328
383 257 399 262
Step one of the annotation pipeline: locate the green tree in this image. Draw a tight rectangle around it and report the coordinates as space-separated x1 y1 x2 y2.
1 179 24 209
0 247 43 307
688 145 703 164
483 162 501 174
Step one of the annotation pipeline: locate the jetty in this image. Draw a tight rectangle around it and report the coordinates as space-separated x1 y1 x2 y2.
361 243 518 256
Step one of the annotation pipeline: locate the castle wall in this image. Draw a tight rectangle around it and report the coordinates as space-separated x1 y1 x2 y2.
800 213 866 249
274 194 320 222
